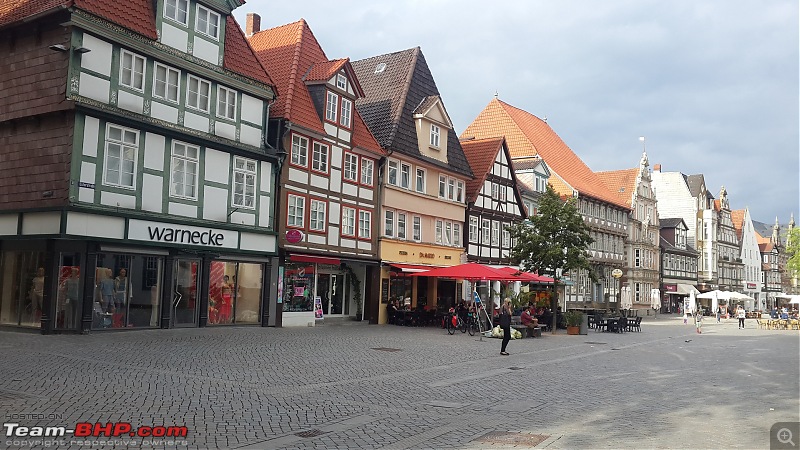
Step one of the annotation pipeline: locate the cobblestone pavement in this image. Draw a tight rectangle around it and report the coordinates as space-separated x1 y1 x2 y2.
0 315 798 450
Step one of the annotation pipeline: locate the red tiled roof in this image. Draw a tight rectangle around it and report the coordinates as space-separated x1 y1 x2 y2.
596 168 639 207
305 58 347 82
461 137 504 202
0 0 65 27
248 19 383 156
462 98 629 209
713 199 722 212
731 209 746 240
223 15 273 86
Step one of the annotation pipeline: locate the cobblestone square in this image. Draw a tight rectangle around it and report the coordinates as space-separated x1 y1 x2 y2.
1 316 798 449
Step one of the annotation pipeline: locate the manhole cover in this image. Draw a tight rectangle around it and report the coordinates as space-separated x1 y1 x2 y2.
474 431 549 446
371 347 402 352
295 429 328 438
585 341 607 345
508 367 524 370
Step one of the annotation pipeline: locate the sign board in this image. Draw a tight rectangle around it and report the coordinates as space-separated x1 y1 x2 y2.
381 278 390 304
314 296 323 319
128 219 238 249
612 268 623 278
286 229 304 244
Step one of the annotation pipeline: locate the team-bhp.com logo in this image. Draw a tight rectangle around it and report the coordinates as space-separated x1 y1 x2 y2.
4 422 188 438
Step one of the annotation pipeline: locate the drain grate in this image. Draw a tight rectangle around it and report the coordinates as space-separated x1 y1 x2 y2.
371 347 402 352
585 341 607 345
295 429 328 438
473 431 549 446
508 367 524 370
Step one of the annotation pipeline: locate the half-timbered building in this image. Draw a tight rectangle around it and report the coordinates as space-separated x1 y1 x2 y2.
713 187 744 293
0 0 279 333
247 18 387 326
512 156 551 218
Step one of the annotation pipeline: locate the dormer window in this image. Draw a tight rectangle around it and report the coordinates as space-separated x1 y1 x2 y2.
196 5 220 40
430 124 440 147
164 0 188 26
325 91 338 122
336 74 347 90
340 98 352 128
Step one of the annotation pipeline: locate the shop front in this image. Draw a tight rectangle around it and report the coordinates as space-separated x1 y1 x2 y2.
661 283 698 314
0 212 278 333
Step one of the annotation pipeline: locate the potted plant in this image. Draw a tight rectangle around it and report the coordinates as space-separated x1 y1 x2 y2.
564 310 582 335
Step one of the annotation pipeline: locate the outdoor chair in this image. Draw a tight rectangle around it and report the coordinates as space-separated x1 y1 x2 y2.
616 317 627 333
627 317 641 332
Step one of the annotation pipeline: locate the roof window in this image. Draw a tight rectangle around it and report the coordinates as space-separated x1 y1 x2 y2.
374 63 386 74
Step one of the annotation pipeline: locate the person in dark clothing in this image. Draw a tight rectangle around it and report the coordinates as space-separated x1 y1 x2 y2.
500 298 512 355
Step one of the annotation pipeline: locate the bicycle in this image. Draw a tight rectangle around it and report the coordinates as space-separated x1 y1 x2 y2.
446 310 477 336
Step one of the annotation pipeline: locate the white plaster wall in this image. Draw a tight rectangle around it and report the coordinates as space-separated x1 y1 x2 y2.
288 168 308 184
66 212 124 239
204 149 229 184
151 101 179 124
308 234 326 245
241 94 263 125
79 187 93 203
82 116 99 157
342 183 357 198
0 215 19 235
22 212 61 235
192 37 218 64
338 129 351 142
203 186 228 221
230 211 255 226
328 202 340 225
340 238 356 248
144 132 165 171
184 111 209 133
80 34 113 76
101 191 136 209
258 194 271 227
327 226 340 246
310 174 328 190
141 173 163 213
324 123 337 136
259 162 272 193
240 124 261 147
240 232 276 253
357 241 372 251
329 168 342 192
79 73 110 103
161 23 188 53
168 202 197 218
80 161 96 184
215 121 236 140
117 90 143 114
358 189 372 201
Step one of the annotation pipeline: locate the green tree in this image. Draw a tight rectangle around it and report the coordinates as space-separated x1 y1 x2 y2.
787 227 800 279
506 185 594 333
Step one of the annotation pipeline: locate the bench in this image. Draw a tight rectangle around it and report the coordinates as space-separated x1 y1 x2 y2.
510 316 542 338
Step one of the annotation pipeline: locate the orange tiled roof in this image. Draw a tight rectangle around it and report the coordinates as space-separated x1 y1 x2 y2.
305 59 347 82
731 209 746 240
596 168 639 207
248 19 383 156
461 137 504 202
713 199 722 212
1 0 274 87
462 98 629 209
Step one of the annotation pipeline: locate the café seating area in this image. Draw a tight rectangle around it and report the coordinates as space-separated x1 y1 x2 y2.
757 318 800 330
592 313 642 333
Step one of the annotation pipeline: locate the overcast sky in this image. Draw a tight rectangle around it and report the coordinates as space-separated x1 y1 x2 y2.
235 0 799 226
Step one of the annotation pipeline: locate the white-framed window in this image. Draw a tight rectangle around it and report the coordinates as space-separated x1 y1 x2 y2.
217 86 237 120
491 182 499 200
481 219 490 245
153 63 180 103
469 217 479 243
412 216 421 242
186 75 210 112
325 91 338 122
361 158 374 186
456 181 464 202
491 220 500 245
358 210 371 239
309 199 326 232
500 184 507 202
430 124 440 147
400 162 411 189
397 213 406 240
340 98 352 128
343 152 358 182
119 50 145 91
634 249 641 267
387 160 398 186
435 220 443 244
384 210 394 237
453 224 461 247
415 168 426 193
287 194 305 228
103 124 138 189
195 5 220 39
438 175 446 198
291 135 308 167
444 221 452 245
164 0 188 25
342 207 356 236
232 156 257 209
447 178 455 200
502 228 510 248
336 74 347 90
311 142 329 173
170 141 198 199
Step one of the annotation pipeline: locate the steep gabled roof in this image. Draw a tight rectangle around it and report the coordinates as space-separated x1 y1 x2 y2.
731 209 746 240
596 167 639 207
462 98 628 208
351 47 472 178
685 174 706 197
1 0 273 87
660 217 685 229
248 19 383 156
460 137 504 202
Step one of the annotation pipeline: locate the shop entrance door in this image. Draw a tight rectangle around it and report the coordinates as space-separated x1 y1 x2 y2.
172 259 199 327
317 273 346 316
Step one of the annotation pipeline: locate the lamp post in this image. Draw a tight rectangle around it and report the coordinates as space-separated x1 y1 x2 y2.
612 268 623 314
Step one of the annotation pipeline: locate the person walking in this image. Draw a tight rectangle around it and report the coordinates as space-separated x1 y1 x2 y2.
716 306 721 323
695 309 703 334
736 306 746 329
499 298 512 355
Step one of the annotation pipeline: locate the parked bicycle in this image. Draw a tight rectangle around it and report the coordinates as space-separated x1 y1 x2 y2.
446 309 477 336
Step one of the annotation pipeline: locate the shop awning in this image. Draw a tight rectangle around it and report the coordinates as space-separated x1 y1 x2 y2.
498 267 554 284
674 284 699 295
387 263 440 273
289 254 341 265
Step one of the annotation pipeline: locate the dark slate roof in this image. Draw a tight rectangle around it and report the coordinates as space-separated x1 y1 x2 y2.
512 157 545 172
351 47 473 178
685 174 705 197
659 218 685 229
660 236 699 255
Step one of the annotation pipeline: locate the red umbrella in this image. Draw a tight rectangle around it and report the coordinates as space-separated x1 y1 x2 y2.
411 263 519 281
498 267 554 284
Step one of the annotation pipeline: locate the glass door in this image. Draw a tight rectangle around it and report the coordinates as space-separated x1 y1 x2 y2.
172 259 199 327
317 273 346 316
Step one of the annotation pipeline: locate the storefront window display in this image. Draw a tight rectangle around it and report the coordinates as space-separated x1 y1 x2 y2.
55 253 81 330
0 250 46 328
93 253 162 329
208 261 262 325
390 277 412 308
283 263 315 312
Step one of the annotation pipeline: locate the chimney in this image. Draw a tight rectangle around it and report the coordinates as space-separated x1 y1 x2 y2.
246 13 261 37
653 163 661 172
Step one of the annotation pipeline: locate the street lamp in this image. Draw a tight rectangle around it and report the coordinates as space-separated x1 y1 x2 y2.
612 268 623 314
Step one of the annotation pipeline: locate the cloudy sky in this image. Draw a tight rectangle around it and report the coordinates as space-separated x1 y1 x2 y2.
235 0 799 225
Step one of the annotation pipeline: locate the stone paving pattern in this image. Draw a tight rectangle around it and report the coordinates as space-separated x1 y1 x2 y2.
0 315 798 449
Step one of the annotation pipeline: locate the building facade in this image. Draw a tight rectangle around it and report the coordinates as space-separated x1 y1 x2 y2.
352 48 473 324
713 187 744 293
659 218 699 313
512 156 551 218
732 208 763 310
758 225 782 310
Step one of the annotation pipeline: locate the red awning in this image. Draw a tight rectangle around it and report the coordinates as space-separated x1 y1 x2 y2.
411 263 520 281
387 263 441 273
289 254 341 265
498 267 554 284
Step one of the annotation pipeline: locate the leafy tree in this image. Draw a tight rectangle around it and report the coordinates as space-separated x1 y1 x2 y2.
787 227 800 280
506 185 594 333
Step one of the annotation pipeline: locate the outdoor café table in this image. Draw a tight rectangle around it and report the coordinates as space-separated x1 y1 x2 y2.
604 317 620 332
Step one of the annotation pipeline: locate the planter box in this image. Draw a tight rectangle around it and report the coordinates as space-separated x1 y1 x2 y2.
567 326 580 335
